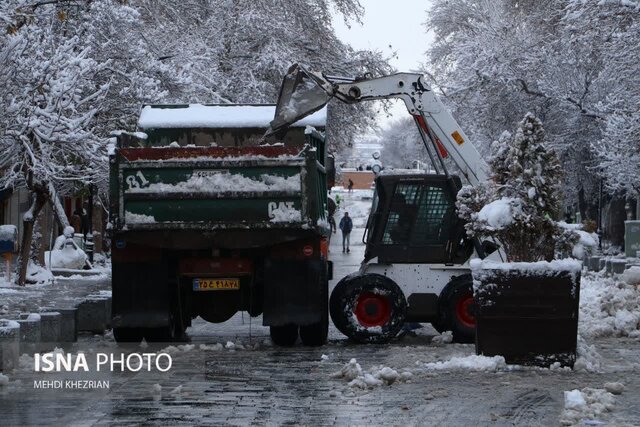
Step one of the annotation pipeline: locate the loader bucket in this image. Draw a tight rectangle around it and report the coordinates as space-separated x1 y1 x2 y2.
266 64 334 136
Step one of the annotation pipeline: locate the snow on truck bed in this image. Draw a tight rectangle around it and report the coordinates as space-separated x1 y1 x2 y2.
138 104 327 129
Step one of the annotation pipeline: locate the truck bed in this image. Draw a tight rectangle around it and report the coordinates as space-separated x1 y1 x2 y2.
109 145 329 236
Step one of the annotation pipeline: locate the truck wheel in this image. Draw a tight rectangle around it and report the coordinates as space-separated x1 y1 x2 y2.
143 312 185 343
436 275 476 343
270 324 298 346
330 274 406 344
300 276 329 347
113 327 143 343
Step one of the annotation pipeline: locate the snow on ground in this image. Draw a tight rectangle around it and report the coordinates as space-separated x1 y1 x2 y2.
331 358 413 389
560 387 616 426
419 354 508 372
331 187 373 228
26 261 54 285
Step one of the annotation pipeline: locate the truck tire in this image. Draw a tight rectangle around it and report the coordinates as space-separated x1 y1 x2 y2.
143 312 186 343
330 274 406 344
113 327 143 343
435 275 476 343
300 271 329 346
270 324 298 346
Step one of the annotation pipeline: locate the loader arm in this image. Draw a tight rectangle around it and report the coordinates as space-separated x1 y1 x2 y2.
268 64 488 187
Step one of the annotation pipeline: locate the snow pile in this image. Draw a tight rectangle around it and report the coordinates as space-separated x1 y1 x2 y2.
558 222 599 259
161 344 196 354
560 387 616 426
420 354 507 372
169 385 183 396
574 337 602 372
579 273 640 338
138 104 326 129
26 261 54 285
622 266 640 286
269 204 302 223
199 343 224 351
431 330 453 345
45 244 87 270
476 198 519 230
124 211 156 224
331 358 413 389
0 373 9 386
126 172 301 194
151 383 162 400
19 354 34 371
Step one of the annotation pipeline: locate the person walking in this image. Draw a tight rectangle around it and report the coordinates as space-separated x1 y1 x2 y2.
348 179 354 193
327 197 337 247
339 211 353 253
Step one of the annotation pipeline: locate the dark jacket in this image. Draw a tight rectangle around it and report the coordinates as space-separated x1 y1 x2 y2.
339 216 353 234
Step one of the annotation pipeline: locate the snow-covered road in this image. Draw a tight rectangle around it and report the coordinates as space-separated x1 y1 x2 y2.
2 191 640 425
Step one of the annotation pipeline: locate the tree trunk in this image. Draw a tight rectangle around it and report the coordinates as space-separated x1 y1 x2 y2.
17 191 47 286
47 182 71 229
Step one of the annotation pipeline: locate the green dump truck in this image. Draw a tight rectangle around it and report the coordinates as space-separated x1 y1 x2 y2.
109 104 331 346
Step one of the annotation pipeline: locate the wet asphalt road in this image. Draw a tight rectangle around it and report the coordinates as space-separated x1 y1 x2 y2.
2 227 640 426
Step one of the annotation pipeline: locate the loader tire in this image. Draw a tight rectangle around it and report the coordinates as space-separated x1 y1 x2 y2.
435 275 476 344
330 274 406 344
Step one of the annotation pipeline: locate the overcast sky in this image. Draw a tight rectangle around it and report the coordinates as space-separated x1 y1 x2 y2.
332 1 434 130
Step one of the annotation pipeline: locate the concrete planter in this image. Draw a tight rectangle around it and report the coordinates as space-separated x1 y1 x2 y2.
0 319 20 372
38 312 62 351
472 259 581 368
56 308 78 343
17 314 41 355
610 259 627 275
77 297 108 334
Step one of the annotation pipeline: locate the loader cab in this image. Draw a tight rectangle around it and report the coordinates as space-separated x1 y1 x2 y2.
363 173 472 265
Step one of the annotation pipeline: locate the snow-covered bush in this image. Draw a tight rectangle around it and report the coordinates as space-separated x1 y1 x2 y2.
457 113 572 262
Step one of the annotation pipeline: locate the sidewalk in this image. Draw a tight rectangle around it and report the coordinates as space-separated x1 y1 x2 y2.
0 275 110 317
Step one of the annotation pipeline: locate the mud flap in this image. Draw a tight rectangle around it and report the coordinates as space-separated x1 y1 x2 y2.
263 259 325 327
111 261 170 328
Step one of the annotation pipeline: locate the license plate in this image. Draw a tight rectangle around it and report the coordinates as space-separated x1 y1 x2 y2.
193 278 239 291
